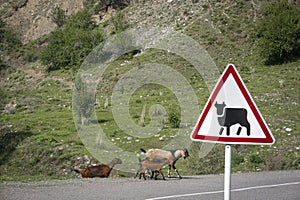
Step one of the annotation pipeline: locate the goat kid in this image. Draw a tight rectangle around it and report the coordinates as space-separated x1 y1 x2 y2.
140 148 189 179
74 158 122 178
135 157 169 180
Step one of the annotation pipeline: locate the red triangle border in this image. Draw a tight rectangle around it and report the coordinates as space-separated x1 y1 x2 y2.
191 64 275 144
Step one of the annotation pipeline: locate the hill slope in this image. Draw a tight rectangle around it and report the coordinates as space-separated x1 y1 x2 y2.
0 0 85 44
0 0 299 181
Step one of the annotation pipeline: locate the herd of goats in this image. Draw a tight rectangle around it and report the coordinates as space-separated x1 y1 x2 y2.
74 148 189 180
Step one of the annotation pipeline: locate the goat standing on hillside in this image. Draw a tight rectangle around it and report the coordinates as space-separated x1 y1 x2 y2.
135 157 169 180
74 158 122 178
140 148 189 179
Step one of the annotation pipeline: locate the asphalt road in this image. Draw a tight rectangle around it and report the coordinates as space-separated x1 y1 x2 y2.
1 170 299 200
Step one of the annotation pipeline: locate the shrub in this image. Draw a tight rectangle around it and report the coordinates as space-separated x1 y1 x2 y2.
0 87 8 110
249 153 263 165
168 112 181 128
256 0 300 64
50 7 67 27
0 59 8 72
11 0 28 10
41 9 103 71
0 19 21 53
66 8 96 30
84 0 107 14
111 12 129 34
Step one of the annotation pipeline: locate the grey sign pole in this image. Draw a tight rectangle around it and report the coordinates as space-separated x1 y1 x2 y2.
224 145 231 200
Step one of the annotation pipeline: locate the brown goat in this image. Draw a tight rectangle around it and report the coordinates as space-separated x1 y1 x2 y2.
74 158 122 178
140 148 189 179
135 157 169 180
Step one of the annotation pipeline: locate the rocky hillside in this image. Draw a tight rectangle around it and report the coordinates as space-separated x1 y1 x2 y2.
1 0 85 44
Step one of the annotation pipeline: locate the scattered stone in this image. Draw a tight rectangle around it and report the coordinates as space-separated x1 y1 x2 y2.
285 128 292 132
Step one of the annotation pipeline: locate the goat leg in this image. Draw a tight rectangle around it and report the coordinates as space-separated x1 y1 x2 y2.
160 171 166 180
154 171 159 180
150 170 155 179
167 165 171 178
134 171 139 179
174 168 182 179
135 166 142 179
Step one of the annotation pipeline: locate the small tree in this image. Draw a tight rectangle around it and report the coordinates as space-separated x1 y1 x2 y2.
256 0 300 64
73 76 95 125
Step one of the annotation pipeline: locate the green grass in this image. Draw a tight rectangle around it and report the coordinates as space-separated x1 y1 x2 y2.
0 0 299 181
1 60 299 182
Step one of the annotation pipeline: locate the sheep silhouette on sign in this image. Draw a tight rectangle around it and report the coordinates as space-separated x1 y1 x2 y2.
214 102 250 136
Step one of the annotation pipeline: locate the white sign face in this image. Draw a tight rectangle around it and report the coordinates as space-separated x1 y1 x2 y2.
191 64 275 145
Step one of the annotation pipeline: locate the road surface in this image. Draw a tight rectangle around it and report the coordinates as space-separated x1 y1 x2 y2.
1 170 299 200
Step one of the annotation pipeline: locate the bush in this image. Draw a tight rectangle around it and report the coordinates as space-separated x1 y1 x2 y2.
0 59 8 71
111 12 129 34
66 8 96 30
41 9 103 71
256 0 300 64
0 87 8 111
249 153 263 165
84 0 107 14
50 7 67 27
168 112 181 128
0 19 21 53
11 0 28 10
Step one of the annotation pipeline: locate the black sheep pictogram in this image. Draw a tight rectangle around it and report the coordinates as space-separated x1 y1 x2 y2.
214 102 250 136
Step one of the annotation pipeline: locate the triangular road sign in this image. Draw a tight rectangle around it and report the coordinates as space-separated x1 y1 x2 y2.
191 64 275 145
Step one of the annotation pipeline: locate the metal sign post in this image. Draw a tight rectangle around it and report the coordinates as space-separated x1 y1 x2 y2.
224 145 231 200
190 64 275 200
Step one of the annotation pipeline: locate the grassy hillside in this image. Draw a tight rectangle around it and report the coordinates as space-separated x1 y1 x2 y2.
0 0 299 181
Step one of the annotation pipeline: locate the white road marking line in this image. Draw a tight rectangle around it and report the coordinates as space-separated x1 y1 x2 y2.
145 181 300 200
